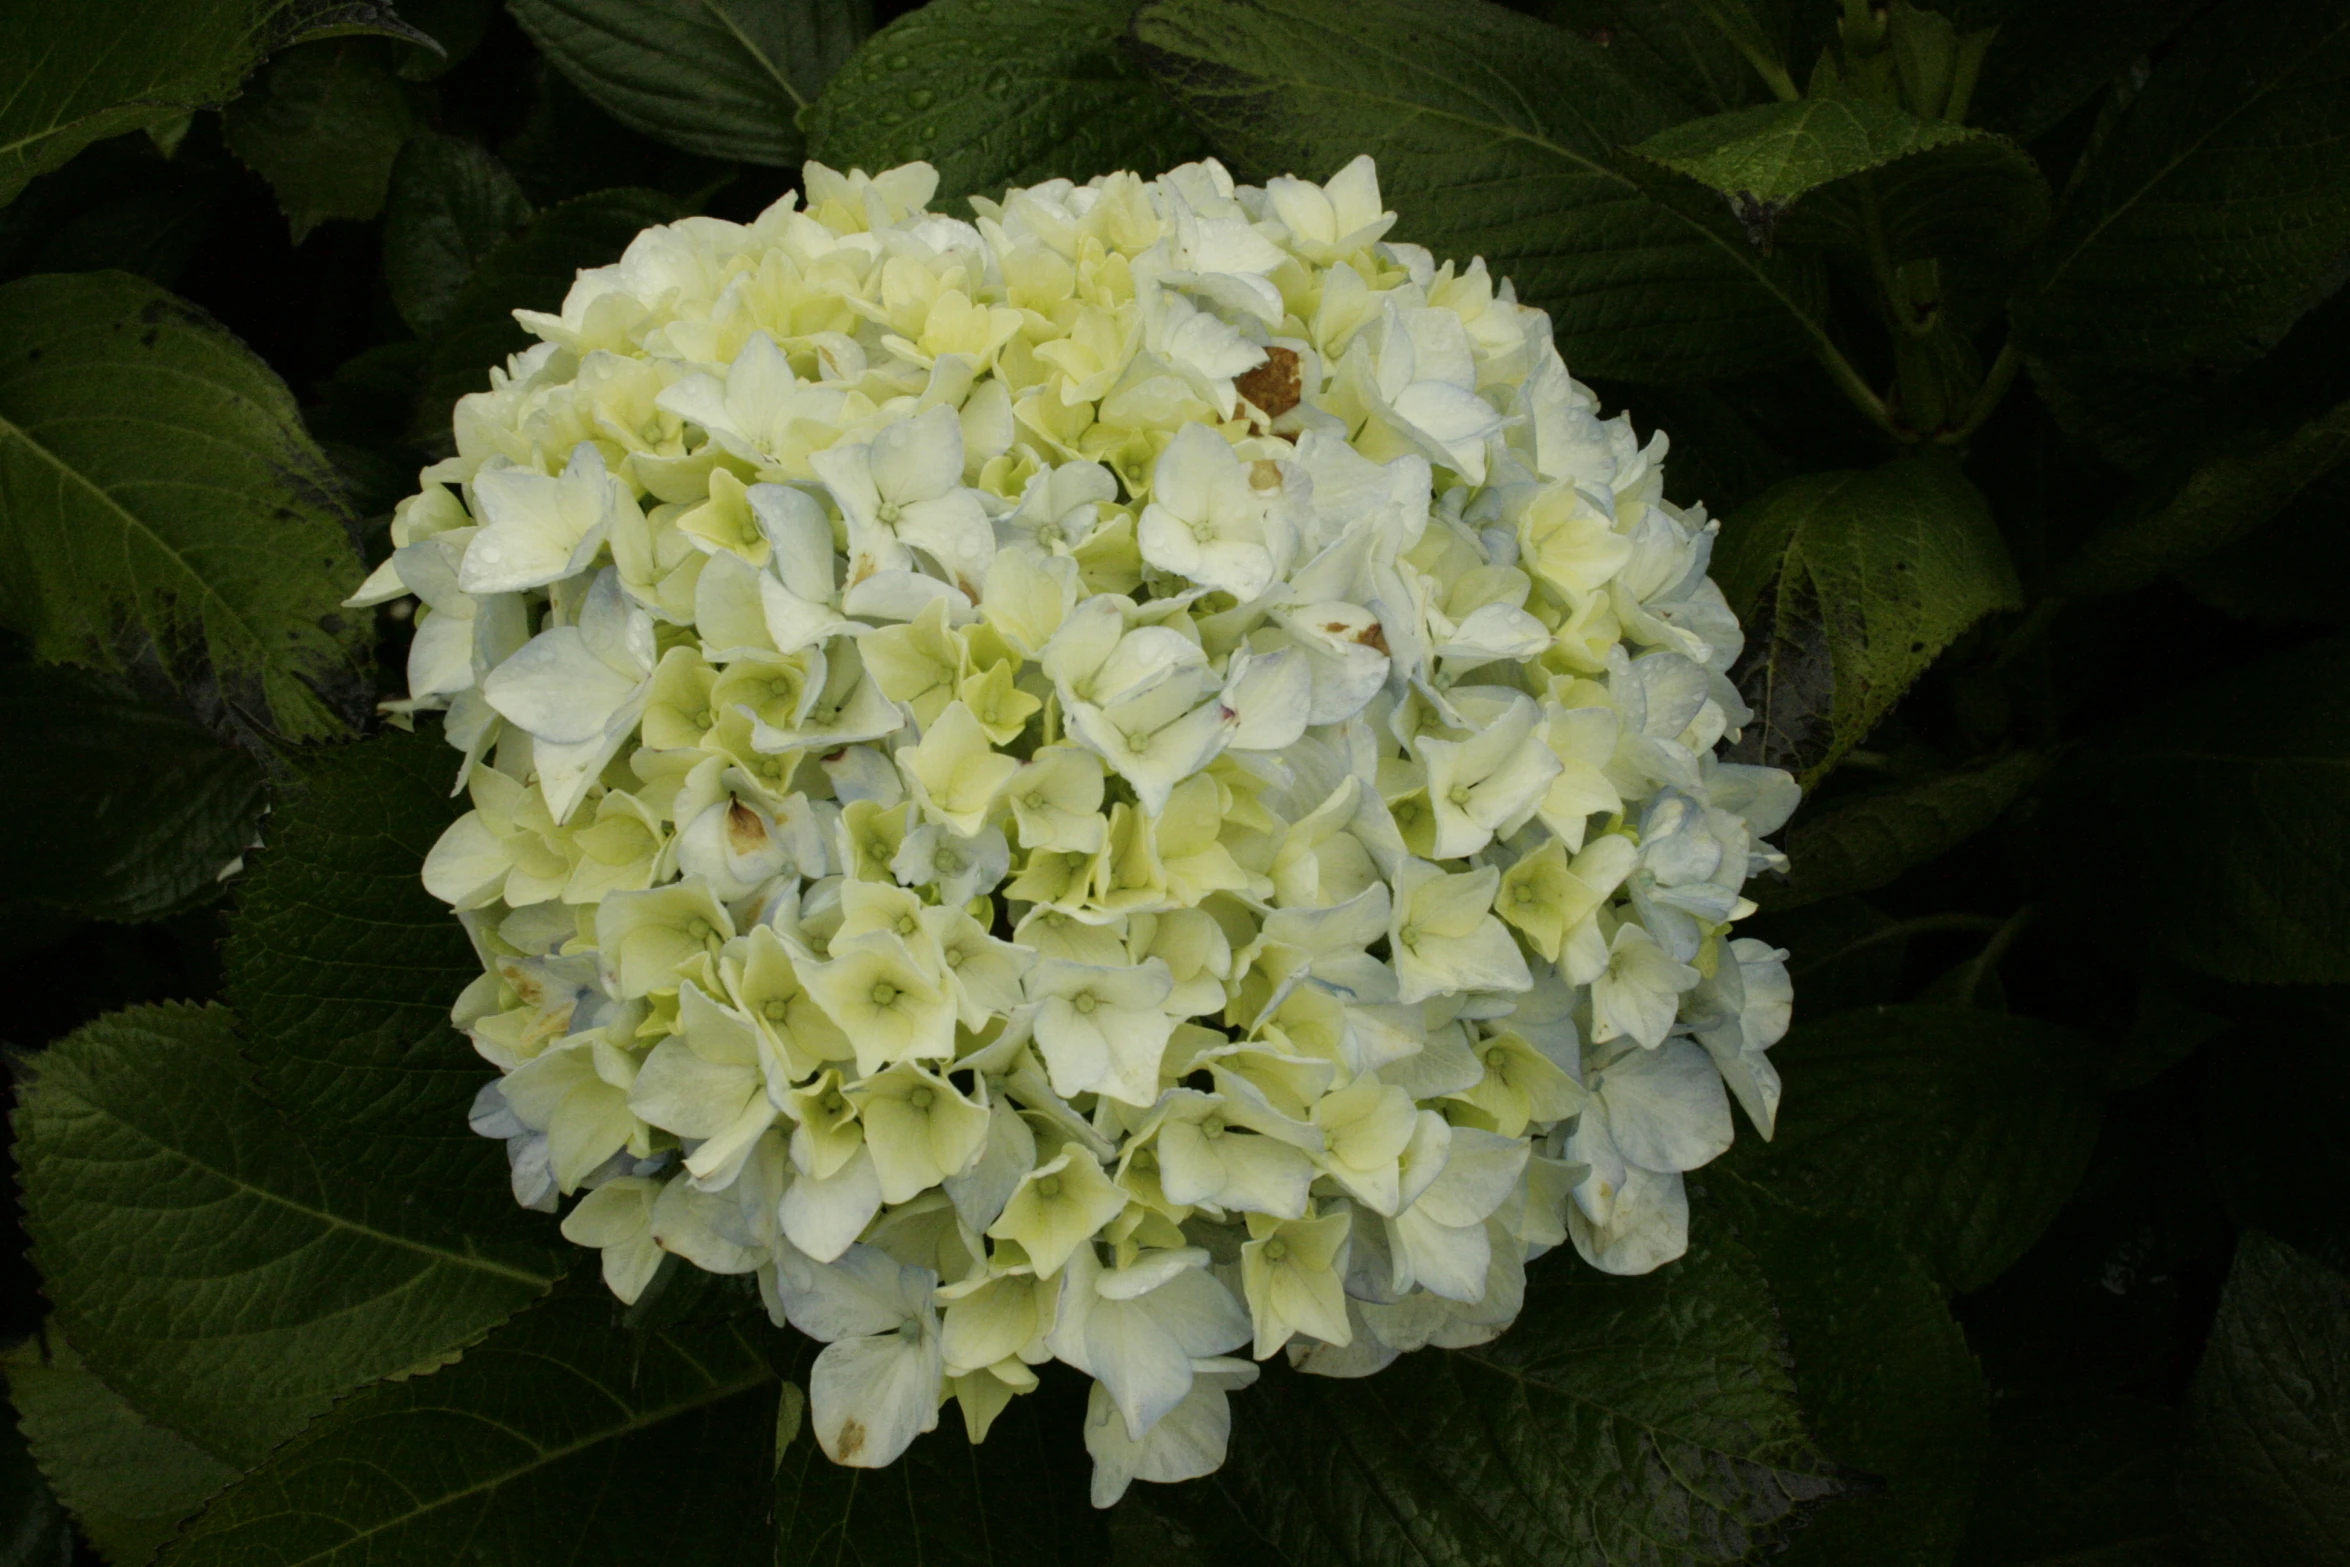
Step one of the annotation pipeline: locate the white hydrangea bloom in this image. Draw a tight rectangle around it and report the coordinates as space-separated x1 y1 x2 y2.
364 153 1796 1502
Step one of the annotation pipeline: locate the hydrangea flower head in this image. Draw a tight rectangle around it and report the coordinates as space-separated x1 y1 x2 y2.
361 154 1799 1501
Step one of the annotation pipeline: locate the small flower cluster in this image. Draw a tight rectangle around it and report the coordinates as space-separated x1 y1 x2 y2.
356 156 1797 1503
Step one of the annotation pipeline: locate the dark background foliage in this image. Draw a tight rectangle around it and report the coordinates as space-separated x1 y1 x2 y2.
3 1 2347 1564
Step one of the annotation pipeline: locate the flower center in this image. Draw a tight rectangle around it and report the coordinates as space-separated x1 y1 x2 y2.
871 981 899 1006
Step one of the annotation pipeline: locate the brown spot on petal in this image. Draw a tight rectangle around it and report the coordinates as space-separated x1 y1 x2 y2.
834 1417 867 1460
1236 345 1302 420
1356 620 1389 654
1249 458 1285 492
725 800 771 856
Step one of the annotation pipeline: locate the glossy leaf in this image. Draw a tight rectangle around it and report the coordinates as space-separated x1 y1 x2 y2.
1130 0 1831 382
2014 7 2350 369
164 1284 781 1566
1726 1005 2102 1293
1201 1228 1839 1566
1714 459 2021 785
1630 96 1974 206
14 1003 565 1466
0 271 367 742
0 665 264 924
222 725 554 1236
3 1330 240 1566
381 130 535 335
805 0 1210 207
0 0 311 207
1760 751 2047 910
508 0 873 165
2181 1233 2350 1567
221 38 417 242
2098 636 2350 984
1531 0 1791 117
1711 1171 1986 1567
2051 392 2350 599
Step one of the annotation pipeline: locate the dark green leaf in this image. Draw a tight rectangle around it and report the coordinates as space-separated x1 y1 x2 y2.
2096 636 2350 985
2014 7 2350 369
0 1398 75 1567
0 0 304 207
2103 985 2230 1094
1630 96 1975 207
1473 0 1791 117
1197 1227 1838 1566
381 131 535 335
3 1330 241 1566
1129 0 1831 382
419 187 684 434
223 725 557 1235
1750 897 1914 1016
1759 750 2047 909
0 665 264 924
2203 1026 2350 1265
1953 1394 2186 1567
163 1282 780 1567
1964 0 2205 143
221 38 419 242
14 1003 565 1466
390 0 496 79
1778 132 2049 261
2051 392 2350 598
1726 1005 2102 1292
2189 467 2350 629
0 271 367 743
1712 1171 1986 1567
508 0 874 165
1714 459 2021 785
775 1364 1107 1565
804 0 1210 208
2181 1233 2350 1567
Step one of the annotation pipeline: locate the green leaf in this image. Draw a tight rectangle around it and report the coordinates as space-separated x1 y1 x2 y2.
1194 1227 1838 1566
2098 636 2350 985
1963 0 2205 143
0 0 299 208
1630 96 1975 207
507 0 874 165
0 665 264 924
14 1002 565 1467
419 187 684 434
1777 132 2049 262
2014 7 2350 369
804 0 1210 208
162 1282 782 1567
0 271 367 743
1953 1394 2185 1567
381 130 534 335
223 725 555 1236
3 1330 241 1566
1714 459 2021 785
2181 1233 2350 1567
1759 750 2047 910
1530 0 1792 117
0 1398 76 1567
774 1366 1106 1565
1726 1005 2102 1293
221 37 418 240
1711 1171 1986 1567
2050 392 2350 599
1128 0 1832 382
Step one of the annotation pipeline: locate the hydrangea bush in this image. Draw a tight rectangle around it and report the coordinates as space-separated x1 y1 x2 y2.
353 155 1797 1503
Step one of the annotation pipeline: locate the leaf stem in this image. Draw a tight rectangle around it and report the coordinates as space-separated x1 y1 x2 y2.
1790 912 2007 975
1940 339 2022 445
1816 337 1903 441
1949 903 2036 1005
